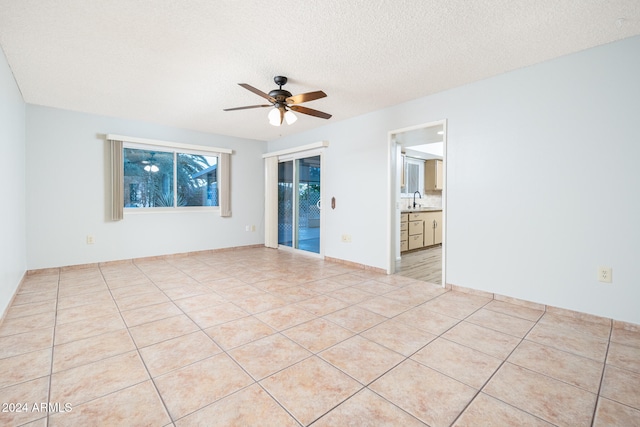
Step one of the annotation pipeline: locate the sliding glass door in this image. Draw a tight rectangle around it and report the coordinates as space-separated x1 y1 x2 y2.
278 155 321 254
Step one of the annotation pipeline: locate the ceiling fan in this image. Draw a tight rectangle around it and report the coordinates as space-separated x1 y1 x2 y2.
223 76 332 126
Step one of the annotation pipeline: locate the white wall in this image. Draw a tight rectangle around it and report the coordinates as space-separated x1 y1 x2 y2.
0 47 27 316
25 106 266 269
268 36 640 325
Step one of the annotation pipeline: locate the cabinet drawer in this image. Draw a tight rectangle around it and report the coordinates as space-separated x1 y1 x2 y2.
408 234 423 250
400 222 408 232
400 240 408 252
409 212 426 221
409 220 423 235
401 213 409 223
400 230 408 240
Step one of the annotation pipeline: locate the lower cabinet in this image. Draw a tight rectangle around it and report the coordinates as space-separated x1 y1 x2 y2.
401 210 442 252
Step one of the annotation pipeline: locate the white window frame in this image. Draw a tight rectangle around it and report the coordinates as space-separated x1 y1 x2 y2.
108 134 232 214
401 156 424 197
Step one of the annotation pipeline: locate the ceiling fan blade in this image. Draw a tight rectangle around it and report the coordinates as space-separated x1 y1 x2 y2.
286 90 327 104
238 83 275 102
223 104 271 111
290 105 332 119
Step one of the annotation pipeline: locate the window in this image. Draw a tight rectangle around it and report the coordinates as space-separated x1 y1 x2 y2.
401 157 424 196
123 147 219 209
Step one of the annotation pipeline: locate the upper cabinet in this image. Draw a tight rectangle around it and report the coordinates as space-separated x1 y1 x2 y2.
425 159 443 191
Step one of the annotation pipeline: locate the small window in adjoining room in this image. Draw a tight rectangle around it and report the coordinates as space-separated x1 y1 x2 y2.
123 147 218 209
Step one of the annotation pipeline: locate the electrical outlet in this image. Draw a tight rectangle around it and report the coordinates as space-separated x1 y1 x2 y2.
251 225 256 232
598 266 612 283
86 235 95 245
341 234 352 243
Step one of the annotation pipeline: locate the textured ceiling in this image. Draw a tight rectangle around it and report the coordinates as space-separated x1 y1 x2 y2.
1 1 639 142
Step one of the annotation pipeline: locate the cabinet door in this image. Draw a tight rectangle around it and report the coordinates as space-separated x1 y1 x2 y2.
425 160 443 191
408 220 423 236
434 211 443 244
423 218 435 246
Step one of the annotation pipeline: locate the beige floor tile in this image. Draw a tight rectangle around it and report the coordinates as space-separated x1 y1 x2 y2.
466 308 535 338
538 313 611 340
600 365 640 409
260 356 361 425
383 284 447 306
352 280 397 295
607 341 640 374
610 326 640 348
394 306 460 335
0 311 56 336
12 289 57 305
129 314 199 348
453 392 554 426
50 351 149 406
214 284 265 300
0 377 50 426
356 296 412 318
120 301 183 328
0 348 51 389
139 330 221 377
329 286 375 304
411 338 502 389
0 327 53 359
175 383 299 427
172 292 226 313
593 397 640 426
57 290 114 311
187 302 249 329
4 300 57 319
483 299 544 322
268 285 319 302
302 278 351 294
230 334 311 380
155 353 253 420
114 290 171 311
52 329 136 372
247 277 292 292
282 317 354 353
232 293 288 314
55 300 120 325
293 294 348 316
320 335 405 384
483 362 597 426
204 316 275 350
361 318 437 356
443 321 521 359
49 381 171 427
370 359 476 427
421 291 490 319
325 273 369 287
526 321 609 361
314 388 426 426
57 283 108 298
323 306 387 333
109 283 159 299
508 340 604 392
255 305 317 331
155 280 202 293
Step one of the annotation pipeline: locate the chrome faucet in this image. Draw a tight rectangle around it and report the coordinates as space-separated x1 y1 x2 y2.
413 191 421 208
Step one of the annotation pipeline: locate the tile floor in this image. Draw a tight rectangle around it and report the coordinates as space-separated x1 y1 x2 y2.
1 247 639 426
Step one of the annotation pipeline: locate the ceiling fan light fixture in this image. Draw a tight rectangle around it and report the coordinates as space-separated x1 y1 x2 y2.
268 107 282 126
284 110 297 125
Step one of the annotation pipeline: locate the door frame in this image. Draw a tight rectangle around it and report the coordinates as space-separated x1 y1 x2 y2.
387 119 447 287
276 148 325 258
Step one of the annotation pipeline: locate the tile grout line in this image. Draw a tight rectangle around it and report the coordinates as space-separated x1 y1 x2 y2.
44 267 61 427
590 321 613 427
98 262 176 425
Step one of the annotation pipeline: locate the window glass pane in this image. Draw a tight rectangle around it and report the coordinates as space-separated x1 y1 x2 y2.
177 153 219 207
124 148 174 208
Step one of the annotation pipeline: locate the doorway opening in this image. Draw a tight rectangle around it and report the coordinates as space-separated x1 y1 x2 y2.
388 120 447 286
